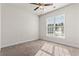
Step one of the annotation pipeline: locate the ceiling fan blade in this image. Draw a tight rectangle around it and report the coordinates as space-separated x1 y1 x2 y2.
31 3 39 5
44 4 53 6
34 7 39 11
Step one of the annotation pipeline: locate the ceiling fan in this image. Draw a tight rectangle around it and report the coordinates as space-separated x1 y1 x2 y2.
31 3 53 11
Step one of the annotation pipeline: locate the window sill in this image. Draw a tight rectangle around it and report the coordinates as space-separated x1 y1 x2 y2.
47 34 65 39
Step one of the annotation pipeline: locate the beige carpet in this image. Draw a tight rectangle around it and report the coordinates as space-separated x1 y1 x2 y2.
35 42 70 56
0 40 79 56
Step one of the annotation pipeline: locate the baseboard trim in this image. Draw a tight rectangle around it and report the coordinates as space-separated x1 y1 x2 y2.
40 39 79 49
1 39 39 48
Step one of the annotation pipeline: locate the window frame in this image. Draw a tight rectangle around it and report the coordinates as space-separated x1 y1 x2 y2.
46 14 65 39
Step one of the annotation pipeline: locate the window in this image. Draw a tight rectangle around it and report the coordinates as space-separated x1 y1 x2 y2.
47 17 54 35
47 14 65 38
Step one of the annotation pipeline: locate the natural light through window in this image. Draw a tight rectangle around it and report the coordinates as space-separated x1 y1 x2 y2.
47 14 65 38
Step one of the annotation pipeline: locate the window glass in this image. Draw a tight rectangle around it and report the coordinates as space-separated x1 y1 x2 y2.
47 14 65 37
55 14 64 36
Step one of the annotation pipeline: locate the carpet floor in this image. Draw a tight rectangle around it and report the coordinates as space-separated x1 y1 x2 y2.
0 40 79 56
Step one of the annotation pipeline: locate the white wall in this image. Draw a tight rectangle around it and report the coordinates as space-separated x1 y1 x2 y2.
39 4 79 48
0 4 1 50
1 4 39 48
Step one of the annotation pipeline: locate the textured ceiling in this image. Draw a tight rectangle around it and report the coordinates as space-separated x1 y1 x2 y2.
32 3 70 15
8 3 70 15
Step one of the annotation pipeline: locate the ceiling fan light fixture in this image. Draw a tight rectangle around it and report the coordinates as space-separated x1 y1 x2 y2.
53 6 56 8
39 6 44 10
